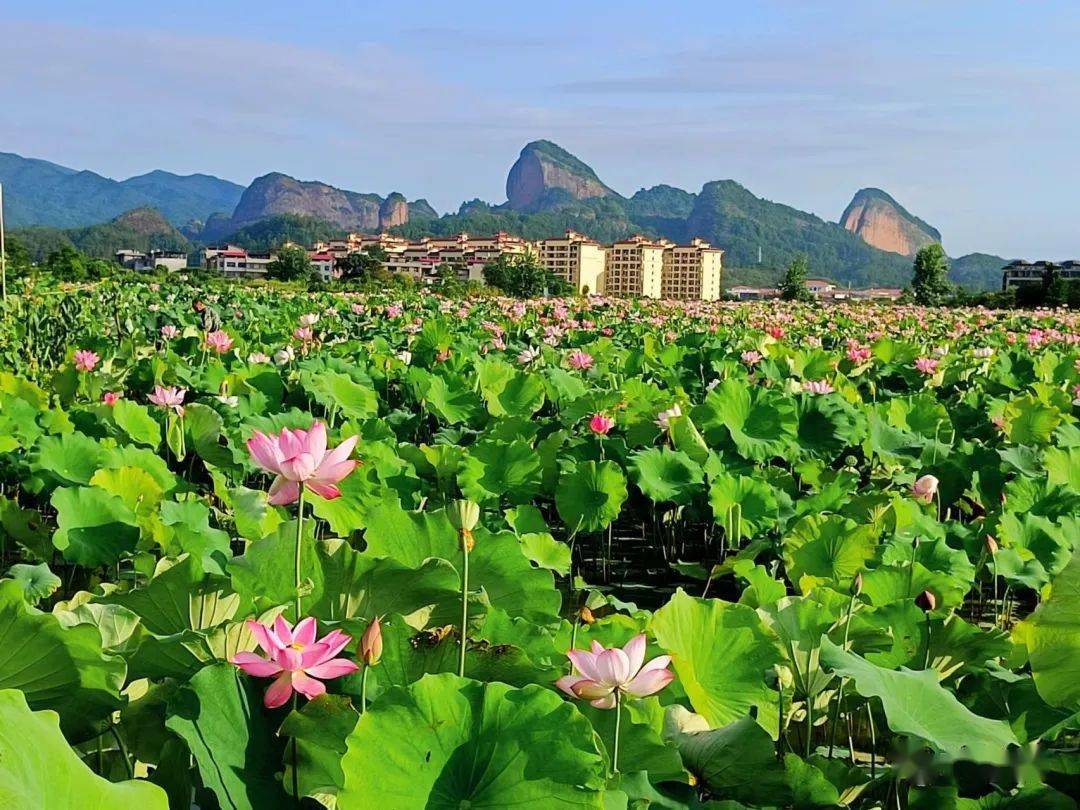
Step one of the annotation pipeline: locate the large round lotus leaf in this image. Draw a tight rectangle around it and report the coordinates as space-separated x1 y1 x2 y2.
782 514 878 593
50 485 141 568
629 447 704 505
820 639 1018 763
708 472 779 540
458 439 543 505
692 380 797 462
338 673 606 809
0 579 125 738
556 460 627 533
651 589 782 736
1018 549 1080 709
0 689 167 810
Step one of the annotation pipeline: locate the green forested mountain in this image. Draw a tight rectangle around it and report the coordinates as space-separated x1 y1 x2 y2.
0 152 243 228
11 208 191 262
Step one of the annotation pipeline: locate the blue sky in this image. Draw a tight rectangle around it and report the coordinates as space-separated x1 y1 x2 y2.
2 1 1078 257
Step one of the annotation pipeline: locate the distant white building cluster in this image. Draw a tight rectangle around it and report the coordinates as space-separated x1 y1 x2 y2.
728 279 903 302
115 249 188 273
1001 260 1080 290
312 230 725 300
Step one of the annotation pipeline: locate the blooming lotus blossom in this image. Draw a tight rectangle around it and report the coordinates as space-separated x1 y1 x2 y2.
656 404 682 431
741 350 762 366
74 349 99 372
802 379 834 395
972 347 994 359
914 357 939 375
148 385 186 415
248 352 272 364
567 350 594 370
232 616 358 708
912 474 939 503
556 635 674 709
589 413 615 435
847 345 872 364
518 346 541 365
246 421 358 505
204 330 234 354
299 312 319 327
160 325 180 340
274 347 295 366
102 391 121 406
293 326 315 343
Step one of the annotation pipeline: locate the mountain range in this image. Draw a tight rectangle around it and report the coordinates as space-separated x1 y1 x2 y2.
1 142 1009 288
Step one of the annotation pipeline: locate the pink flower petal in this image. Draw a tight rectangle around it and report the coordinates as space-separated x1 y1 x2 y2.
306 422 328 465
555 675 586 698
263 672 294 708
246 431 282 474
320 434 359 468
305 657 359 679
274 615 294 645
293 617 317 647
305 480 342 500
594 648 630 686
268 478 300 506
280 452 317 483
567 649 601 682
246 619 283 654
310 459 358 486
625 667 675 698
279 428 304 461
291 672 327 701
623 634 647 677
232 652 282 678
571 679 614 701
590 693 617 710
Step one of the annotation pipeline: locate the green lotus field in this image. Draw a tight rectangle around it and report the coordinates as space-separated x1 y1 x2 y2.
0 279 1078 809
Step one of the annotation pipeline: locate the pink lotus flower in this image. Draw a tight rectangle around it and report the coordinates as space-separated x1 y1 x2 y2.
847 345 872 364
556 635 674 709
160 325 180 340
293 326 315 343
656 404 682 431
914 357 939 375
741 350 762 366
232 616 358 709
148 385 186 415
567 350 594 370
912 474 939 503
589 413 615 435
102 391 121 406
74 349 99 372
246 421 358 505
204 330 234 354
802 379 834 395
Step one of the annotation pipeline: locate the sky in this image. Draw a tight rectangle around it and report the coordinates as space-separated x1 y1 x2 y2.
1 0 1078 258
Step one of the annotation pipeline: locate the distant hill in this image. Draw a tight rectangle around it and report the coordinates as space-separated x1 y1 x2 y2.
840 188 941 257
0 152 243 228
198 172 435 242
3 141 1016 289
506 140 618 212
12 207 192 262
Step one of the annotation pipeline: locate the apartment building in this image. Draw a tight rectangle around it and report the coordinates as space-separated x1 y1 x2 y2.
203 245 335 281
605 236 666 298
115 249 188 272
536 230 607 295
660 238 723 301
383 232 530 284
1002 260 1080 290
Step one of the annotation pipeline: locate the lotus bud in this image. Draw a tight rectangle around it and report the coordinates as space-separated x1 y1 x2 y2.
915 590 937 612
578 606 596 625
850 571 863 596
912 474 939 504
449 499 480 551
360 616 382 666
985 535 998 556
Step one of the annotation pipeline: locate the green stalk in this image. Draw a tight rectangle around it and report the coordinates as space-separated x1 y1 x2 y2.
458 535 470 678
294 485 306 619
360 665 369 715
612 691 622 775
827 591 857 760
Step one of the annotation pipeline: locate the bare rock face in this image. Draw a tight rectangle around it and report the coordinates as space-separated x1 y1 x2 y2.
506 140 616 212
840 188 941 257
378 193 409 229
231 173 399 231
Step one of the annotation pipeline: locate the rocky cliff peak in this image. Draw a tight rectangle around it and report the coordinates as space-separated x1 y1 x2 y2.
505 140 617 212
840 188 941 257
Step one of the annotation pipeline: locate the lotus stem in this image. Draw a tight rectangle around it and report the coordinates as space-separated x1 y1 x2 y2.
294 485 306 619
459 537 470 678
360 665 369 715
612 691 622 775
